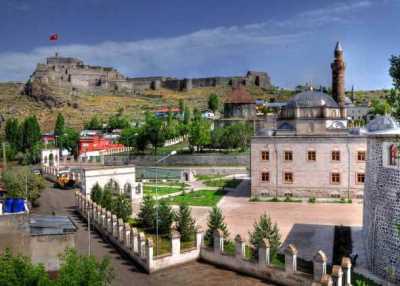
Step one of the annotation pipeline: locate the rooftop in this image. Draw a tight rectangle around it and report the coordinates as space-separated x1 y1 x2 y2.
225 86 255 104
30 215 77 236
286 91 339 109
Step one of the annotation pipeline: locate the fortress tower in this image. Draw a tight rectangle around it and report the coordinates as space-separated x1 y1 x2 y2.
331 42 346 118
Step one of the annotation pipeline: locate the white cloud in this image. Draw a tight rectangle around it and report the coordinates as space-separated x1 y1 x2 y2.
0 0 374 82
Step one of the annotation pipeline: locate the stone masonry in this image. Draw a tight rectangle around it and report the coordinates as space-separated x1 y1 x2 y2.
363 134 400 283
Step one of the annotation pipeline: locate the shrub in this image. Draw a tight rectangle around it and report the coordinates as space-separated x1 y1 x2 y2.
111 194 132 222
157 200 174 236
91 183 103 204
308 196 316 203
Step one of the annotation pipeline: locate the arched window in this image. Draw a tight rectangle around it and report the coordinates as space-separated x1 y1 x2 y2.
124 183 132 196
44 156 48 164
389 144 398 166
49 153 54 167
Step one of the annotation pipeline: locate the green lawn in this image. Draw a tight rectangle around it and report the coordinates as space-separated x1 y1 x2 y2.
161 189 226 207
143 185 184 196
203 179 242 189
195 174 225 181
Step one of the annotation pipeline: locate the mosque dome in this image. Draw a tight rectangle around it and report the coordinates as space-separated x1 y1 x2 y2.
286 91 339 109
366 115 400 134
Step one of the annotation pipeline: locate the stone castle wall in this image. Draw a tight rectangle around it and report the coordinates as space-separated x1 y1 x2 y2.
363 135 400 283
30 56 272 92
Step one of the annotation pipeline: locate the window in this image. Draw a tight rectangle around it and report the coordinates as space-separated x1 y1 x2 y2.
261 151 269 161
389 144 398 166
331 173 341 184
357 151 366 161
261 172 270 182
284 172 293 184
284 151 293 161
332 151 340 161
307 151 316 161
356 173 365 184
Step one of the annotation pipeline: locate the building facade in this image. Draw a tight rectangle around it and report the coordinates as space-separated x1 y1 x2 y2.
81 165 143 203
250 42 368 198
363 117 400 283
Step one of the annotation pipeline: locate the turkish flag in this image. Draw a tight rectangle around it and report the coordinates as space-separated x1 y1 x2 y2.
49 33 58 41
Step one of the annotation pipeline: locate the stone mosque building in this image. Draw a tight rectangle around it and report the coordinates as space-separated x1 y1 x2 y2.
250 43 368 198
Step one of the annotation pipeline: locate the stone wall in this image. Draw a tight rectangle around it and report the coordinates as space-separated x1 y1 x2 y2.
104 153 250 167
363 135 400 283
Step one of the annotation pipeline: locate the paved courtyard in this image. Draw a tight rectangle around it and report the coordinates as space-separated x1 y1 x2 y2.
191 179 363 263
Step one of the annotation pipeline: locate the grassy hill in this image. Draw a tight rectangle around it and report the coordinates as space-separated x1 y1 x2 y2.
0 81 387 134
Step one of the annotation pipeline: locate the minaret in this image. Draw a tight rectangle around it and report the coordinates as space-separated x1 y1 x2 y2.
331 42 346 118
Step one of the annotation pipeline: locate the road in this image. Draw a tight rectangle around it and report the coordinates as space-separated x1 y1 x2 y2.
33 186 275 286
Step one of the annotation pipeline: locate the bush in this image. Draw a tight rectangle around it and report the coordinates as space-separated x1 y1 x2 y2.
111 194 132 222
176 203 196 242
249 214 281 258
308 196 316 203
91 183 103 204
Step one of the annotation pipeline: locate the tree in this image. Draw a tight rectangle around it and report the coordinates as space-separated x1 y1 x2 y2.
223 123 252 151
58 128 79 155
120 127 138 148
157 200 174 235
107 114 130 131
370 98 391 116
389 54 400 90
2 167 46 205
183 106 191 125
54 113 65 138
248 214 281 257
175 203 196 242
5 118 20 149
188 118 211 152
56 248 114 286
84 115 103 130
0 248 51 286
111 194 132 222
208 94 220 113
91 183 103 204
385 89 400 120
101 187 113 211
21 116 41 151
143 113 165 154
205 207 229 246
137 196 156 232
178 99 185 115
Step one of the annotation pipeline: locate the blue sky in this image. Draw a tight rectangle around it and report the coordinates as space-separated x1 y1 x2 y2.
1 0 399 90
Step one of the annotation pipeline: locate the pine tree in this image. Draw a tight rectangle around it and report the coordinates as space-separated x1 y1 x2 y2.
91 183 103 204
205 207 229 246
101 187 113 211
137 196 156 232
111 194 132 222
248 214 281 257
157 200 174 235
176 203 196 242
54 113 65 137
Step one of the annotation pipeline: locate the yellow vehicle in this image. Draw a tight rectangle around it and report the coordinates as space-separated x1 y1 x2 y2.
56 171 75 189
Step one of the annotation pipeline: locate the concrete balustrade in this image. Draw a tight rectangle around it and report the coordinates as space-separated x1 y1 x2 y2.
313 250 328 281
139 232 146 258
213 229 224 254
341 257 352 286
284 244 298 274
258 238 271 266
171 230 181 256
131 227 138 254
331 265 343 286
234 234 245 259
124 223 131 248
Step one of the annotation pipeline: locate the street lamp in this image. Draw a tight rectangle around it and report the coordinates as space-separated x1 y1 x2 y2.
155 150 177 255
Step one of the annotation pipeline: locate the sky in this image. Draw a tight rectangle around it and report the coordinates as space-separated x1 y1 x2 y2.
1 0 399 90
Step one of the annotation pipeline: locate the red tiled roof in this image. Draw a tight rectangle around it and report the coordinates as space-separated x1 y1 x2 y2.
225 86 255 104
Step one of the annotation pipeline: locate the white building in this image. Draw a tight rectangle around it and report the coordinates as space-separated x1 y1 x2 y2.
81 165 142 202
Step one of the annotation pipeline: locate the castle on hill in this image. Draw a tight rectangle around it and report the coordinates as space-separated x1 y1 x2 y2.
30 53 272 92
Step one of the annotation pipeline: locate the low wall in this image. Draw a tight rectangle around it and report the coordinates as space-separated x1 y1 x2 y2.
75 192 203 273
104 153 249 167
200 231 354 286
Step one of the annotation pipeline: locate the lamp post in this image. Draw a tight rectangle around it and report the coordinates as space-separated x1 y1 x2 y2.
155 150 177 255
